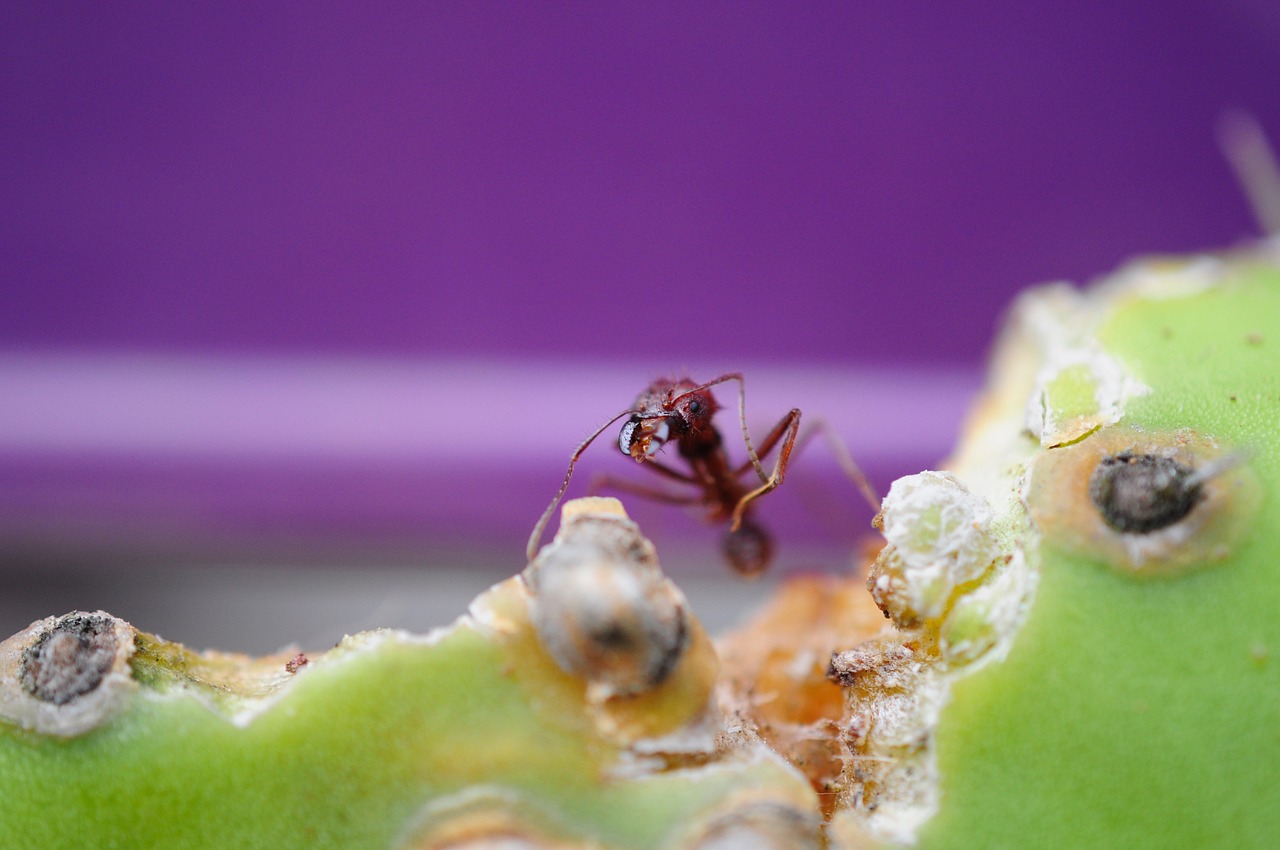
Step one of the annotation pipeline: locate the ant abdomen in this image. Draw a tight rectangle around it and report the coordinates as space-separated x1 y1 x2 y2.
723 518 773 578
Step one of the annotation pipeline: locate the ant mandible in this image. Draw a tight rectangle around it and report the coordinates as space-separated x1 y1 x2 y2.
526 372 875 576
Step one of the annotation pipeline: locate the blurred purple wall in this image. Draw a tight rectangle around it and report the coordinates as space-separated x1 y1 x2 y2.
6 1 1277 363
2 2 1279 572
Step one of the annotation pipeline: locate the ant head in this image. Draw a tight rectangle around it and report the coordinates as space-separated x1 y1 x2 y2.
617 379 720 462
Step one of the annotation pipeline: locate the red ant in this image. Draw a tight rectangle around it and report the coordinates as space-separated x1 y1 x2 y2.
526 372 878 577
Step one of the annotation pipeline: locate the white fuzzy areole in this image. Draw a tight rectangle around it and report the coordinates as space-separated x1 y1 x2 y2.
875 471 998 624
847 471 1037 846
1026 345 1148 448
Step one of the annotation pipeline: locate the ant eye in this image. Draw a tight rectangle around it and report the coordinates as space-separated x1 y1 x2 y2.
687 400 702 415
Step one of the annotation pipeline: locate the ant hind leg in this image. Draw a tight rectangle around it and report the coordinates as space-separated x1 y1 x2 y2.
588 472 704 507
794 417 881 513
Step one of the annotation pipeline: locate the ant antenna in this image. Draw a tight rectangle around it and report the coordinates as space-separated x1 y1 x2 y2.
525 407 635 562
1217 110 1280 236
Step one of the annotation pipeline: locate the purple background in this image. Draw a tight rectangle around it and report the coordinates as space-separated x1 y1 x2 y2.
6 2 1278 363
3 2 1280 580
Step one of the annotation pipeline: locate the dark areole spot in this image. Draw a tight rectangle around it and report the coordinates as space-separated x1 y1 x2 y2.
19 614 120 705
1088 452 1204 535
587 622 634 651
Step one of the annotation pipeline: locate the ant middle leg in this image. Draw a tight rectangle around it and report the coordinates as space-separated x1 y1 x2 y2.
737 414 881 514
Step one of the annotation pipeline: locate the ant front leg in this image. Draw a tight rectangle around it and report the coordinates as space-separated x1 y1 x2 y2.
733 406 801 478
729 407 801 532
738 414 881 512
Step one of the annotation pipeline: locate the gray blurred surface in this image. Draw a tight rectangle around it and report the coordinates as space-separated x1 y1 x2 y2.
0 556 850 655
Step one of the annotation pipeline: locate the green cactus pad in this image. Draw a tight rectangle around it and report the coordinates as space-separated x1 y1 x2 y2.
912 249 1280 850
0 516 820 849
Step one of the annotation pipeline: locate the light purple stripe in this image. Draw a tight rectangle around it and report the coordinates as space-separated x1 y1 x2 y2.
0 354 981 562
0 354 976 461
